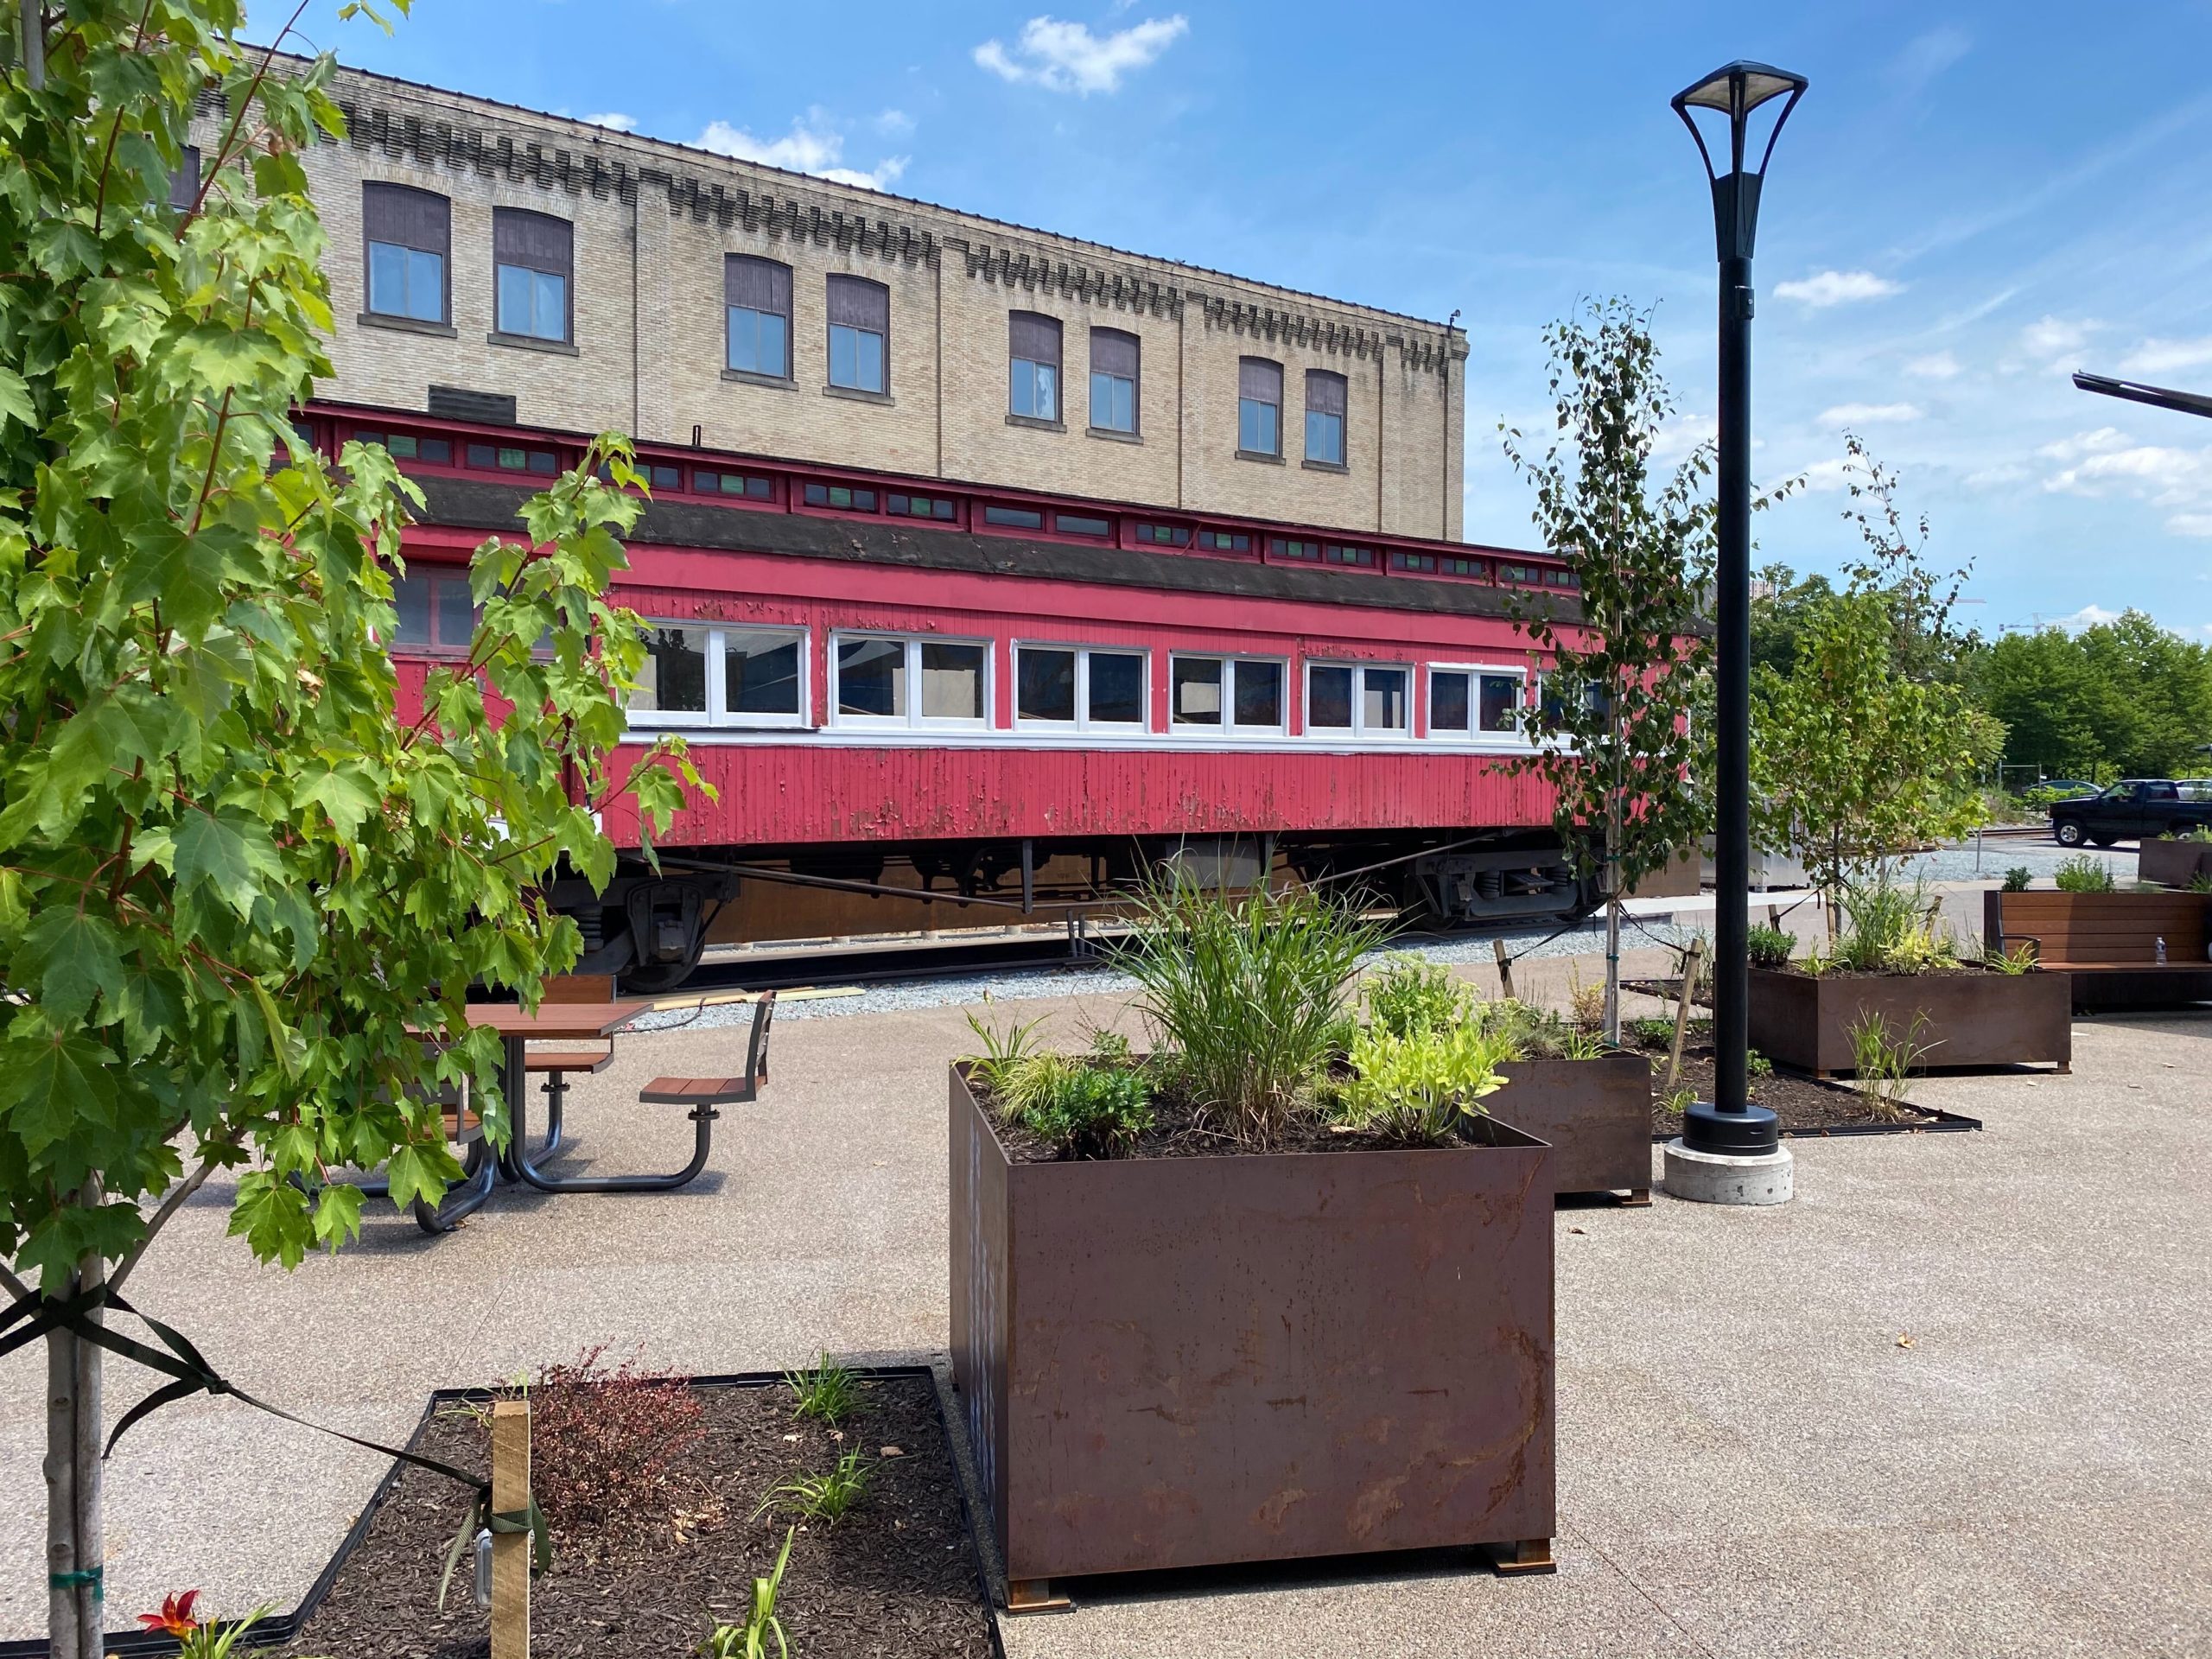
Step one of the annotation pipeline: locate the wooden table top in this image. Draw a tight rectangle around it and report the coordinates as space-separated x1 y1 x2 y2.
461 1001 654 1040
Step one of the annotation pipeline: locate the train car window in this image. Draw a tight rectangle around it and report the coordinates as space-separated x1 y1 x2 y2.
1324 544 1374 568
1306 662 1411 738
1171 658 1223 726
836 638 906 720
1392 551 1437 574
1444 556 1489 579
464 442 559 475
642 462 682 491
1544 568 1580 588
1497 563 1539 584
1233 661 1283 729
920 643 987 722
1088 652 1145 726
803 481 879 512
724 632 803 717
1016 647 1077 724
390 569 476 652
1199 531 1252 553
1135 524 1191 547
1479 671 1527 734
1270 537 1321 562
696 468 778 501
1307 665 1353 730
1054 513 1111 538
632 626 712 723
983 505 1045 530
887 493 957 520
1430 671 1471 734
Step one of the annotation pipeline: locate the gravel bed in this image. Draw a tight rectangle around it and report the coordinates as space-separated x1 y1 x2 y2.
1895 836 2134 885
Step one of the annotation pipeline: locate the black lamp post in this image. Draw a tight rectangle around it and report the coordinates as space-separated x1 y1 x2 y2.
1672 60 1806 1158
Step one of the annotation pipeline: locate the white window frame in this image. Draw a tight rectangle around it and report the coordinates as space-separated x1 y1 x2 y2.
626 622 810 731
1013 641 1153 734
1304 659 1414 740
1428 662 1531 742
830 632 994 731
1168 652 1287 735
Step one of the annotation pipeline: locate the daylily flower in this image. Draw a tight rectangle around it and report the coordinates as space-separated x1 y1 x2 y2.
138 1590 201 1637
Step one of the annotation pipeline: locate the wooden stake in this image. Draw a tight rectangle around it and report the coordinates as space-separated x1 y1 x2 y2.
491 1400 531 1659
1665 938 1705 1093
1491 938 1516 1002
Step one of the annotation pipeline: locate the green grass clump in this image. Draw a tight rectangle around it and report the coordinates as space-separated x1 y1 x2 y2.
2054 855 2115 894
784 1352 862 1427
753 1447 872 1525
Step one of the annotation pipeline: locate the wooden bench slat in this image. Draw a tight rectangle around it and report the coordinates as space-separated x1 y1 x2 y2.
524 1049 615 1074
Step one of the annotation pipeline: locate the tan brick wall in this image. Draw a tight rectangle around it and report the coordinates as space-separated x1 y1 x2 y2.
230 61 1470 541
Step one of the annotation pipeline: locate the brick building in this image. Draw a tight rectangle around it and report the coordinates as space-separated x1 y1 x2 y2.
220 59 1471 541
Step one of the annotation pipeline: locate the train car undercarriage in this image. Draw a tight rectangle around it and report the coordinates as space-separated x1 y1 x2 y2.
550 830 1592 992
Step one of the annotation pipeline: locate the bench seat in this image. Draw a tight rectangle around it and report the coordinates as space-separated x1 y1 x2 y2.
640 1075 756 1107
525 1048 616 1076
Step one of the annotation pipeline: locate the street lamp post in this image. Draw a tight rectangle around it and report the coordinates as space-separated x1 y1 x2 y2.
1670 61 1806 1182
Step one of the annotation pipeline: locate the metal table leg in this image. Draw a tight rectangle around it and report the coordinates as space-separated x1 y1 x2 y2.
411 1138 496 1234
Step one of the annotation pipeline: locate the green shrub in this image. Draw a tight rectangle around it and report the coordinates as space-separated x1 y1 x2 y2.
1745 924 1795 969
2001 867 2033 892
2190 872 2212 894
1627 1015 1677 1049
1361 955 1469 1038
1747 1049 1773 1078
1332 1021 1511 1144
1834 869 1956 974
2054 855 2115 893
1115 881 1385 1146
1468 996 1600 1059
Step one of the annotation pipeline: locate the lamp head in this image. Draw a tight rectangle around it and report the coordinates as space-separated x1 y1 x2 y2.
1672 60 1808 261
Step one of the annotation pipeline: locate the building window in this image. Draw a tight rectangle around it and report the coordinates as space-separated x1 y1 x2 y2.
1170 655 1286 734
693 468 777 501
628 625 806 728
1135 523 1191 547
1325 543 1375 568
801 481 878 512
1238 358 1282 456
1446 555 1489 579
1306 662 1410 738
1014 645 1148 730
1544 568 1580 589
1009 311 1061 421
1392 550 1436 574
982 505 1045 531
833 635 988 728
1090 327 1139 434
726 255 792 378
1199 530 1252 553
389 568 475 652
351 429 454 467
168 145 200 213
464 442 559 474
362 182 449 324
493 208 572 343
1270 537 1321 562
1306 370 1347 466
826 275 889 393
1498 563 1541 584
1054 513 1110 538
1427 668 1527 737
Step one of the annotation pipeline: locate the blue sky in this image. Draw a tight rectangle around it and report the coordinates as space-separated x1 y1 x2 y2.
280 1 2212 640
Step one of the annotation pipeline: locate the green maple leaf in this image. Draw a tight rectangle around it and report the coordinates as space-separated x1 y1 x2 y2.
0 1029 119 1156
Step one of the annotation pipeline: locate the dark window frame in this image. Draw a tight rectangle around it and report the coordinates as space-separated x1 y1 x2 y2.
361 181 452 326
825 274 891 395
725 253 795 380
1009 310 1064 423
492 207 575 345
1089 326 1141 435
1237 356 1283 458
1304 368 1348 467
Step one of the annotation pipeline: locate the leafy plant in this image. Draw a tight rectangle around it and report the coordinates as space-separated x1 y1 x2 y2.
1567 972 1607 1034
1467 996 1596 1059
1847 1012 1936 1122
2002 867 2034 892
961 1005 1046 1099
1658 1084 1700 1116
1832 870 1957 975
701 1527 794 1659
1500 298 1725 1044
1332 1022 1512 1145
1747 1049 1773 1079
1745 925 1796 969
1982 940 2037 975
504 1347 707 1535
2190 872 2212 894
1113 880 1384 1147
1360 956 1469 1039
0 10 698 1641
785 1353 863 1427
1627 1015 1677 1049
1007 1057 1154 1160
137 1592 273 1659
2054 855 2115 893
755 1447 873 1524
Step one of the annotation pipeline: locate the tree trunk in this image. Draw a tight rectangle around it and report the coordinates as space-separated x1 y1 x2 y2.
1602 712 1624 1046
44 1188 104 1659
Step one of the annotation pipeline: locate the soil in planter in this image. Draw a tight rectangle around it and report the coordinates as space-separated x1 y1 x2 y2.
278 1375 993 1659
1645 1044 1952 1136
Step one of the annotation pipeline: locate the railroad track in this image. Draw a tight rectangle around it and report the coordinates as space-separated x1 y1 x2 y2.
683 933 1109 994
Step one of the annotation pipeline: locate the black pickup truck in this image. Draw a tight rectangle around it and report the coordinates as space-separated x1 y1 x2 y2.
2050 779 2212 847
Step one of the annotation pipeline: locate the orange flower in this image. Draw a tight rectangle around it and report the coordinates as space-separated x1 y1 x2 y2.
137 1590 200 1637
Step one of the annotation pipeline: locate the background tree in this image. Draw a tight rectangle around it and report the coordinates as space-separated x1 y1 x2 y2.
0 7 691 1653
1501 299 1717 1042
1973 611 2212 780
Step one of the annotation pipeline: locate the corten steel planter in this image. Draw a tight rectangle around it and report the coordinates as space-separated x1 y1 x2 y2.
1746 965 2072 1077
948 1066 1555 1608
1489 1052 1652 1203
2139 838 2212 891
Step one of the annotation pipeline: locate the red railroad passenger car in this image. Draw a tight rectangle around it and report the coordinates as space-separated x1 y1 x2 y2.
305 401 1595 989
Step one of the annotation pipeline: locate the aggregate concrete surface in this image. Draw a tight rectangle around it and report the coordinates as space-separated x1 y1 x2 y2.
1 940 2206 1658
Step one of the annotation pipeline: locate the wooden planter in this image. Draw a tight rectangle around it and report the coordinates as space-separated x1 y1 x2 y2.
1489 1052 1652 1203
2138 838 2212 890
1747 966 2072 1077
948 1067 1555 1607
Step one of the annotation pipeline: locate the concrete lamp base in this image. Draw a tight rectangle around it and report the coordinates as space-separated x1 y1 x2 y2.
1663 1139 1794 1206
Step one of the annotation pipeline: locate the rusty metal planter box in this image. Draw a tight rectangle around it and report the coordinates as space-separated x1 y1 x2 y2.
1489 1052 1652 1200
948 1066 1555 1597
1746 966 2072 1077
2139 838 2212 890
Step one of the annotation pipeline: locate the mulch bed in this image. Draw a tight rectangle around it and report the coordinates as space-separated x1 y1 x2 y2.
279 1374 995 1659
1643 1044 1964 1137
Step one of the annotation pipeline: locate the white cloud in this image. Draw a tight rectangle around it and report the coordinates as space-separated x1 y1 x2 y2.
1797 456 1860 493
2018 314 2101 363
1891 25 1972 88
974 14 1189 94
2118 335 2212 377
1905 351 1962 380
582 111 638 133
1649 412 1717 465
1963 462 2030 490
2047 604 2123 631
2165 512 2212 537
696 111 908 191
874 108 916 137
1772 270 1903 308
2037 427 2131 463
1818 402 1923 426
